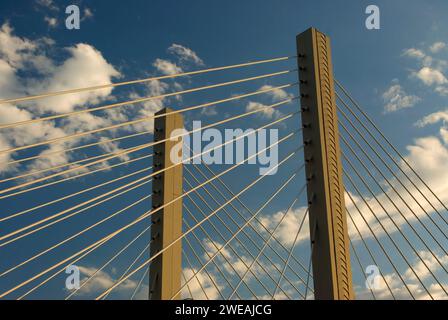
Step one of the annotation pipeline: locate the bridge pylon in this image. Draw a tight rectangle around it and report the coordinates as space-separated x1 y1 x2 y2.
297 28 354 300
149 108 184 300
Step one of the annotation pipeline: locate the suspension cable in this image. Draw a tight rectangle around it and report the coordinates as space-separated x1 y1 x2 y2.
0 173 153 247
1 162 152 223
228 179 306 300
0 189 151 277
182 213 245 300
17 219 145 300
339 122 448 251
272 208 309 300
0 152 152 200
1 128 296 299
349 237 376 300
0 70 294 131
130 266 149 300
165 153 300 301
95 146 299 300
0 97 295 197
0 152 108 184
183 188 289 299
304 247 313 300
1 56 295 106
102 242 151 300
335 81 448 222
183 218 232 300
343 174 426 299
340 130 448 272
65 225 151 300
337 99 448 236
183 197 266 298
184 147 313 284
342 153 447 296
0 77 295 159
183 171 304 298
1 112 295 245
1 82 295 167
4 129 153 168
181 241 214 300
346 206 396 299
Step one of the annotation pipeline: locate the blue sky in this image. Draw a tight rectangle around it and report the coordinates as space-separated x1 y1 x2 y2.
0 0 447 300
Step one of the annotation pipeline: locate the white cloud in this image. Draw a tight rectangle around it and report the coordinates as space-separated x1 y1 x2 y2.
44 16 57 28
0 59 21 99
0 23 37 69
36 0 58 11
182 267 223 299
74 265 137 297
403 136 448 198
200 106 218 117
429 42 446 54
402 48 426 60
355 249 448 300
245 101 281 119
128 79 168 133
258 85 293 102
152 58 182 76
83 8 94 20
259 207 309 246
31 43 120 114
413 67 448 86
382 82 420 113
402 43 448 95
415 109 448 127
168 44 204 66
435 86 448 96
0 23 121 176
345 108 448 243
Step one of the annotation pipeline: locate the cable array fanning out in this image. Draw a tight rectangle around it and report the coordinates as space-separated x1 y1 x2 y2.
0 55 316 300
1 50 446 301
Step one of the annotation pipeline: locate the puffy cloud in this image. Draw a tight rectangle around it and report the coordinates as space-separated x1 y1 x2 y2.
259 207 309 246
258 85 293 102
31 43 120 114
413 67 447 86
0 59 21 99
83 8 94 20
128 79 168 133
73 265 137 297
429 42 446 54
355 250 448 300
168 43 204 66
435 86 448 96
0 103 66 173
36 0 59 11
243 85 293 119
0 23 37 69
382 82 420 113
415 109 448 127
402 48 426 60
44 16 57 28
152 58 182 76
200 106 218 117
182 267 223 299
403 136 448 198
345 107 448 243
245 101 280 119
402 43 448 95
0 23 120 175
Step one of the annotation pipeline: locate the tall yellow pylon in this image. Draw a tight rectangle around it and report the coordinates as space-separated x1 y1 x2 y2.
149 108 184 300
297 28 354 300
